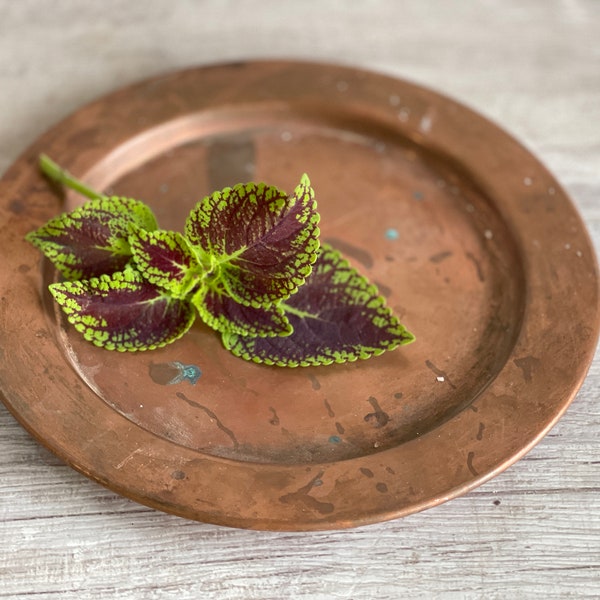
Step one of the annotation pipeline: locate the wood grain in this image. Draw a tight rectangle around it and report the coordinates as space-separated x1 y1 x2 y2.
1 1 598 598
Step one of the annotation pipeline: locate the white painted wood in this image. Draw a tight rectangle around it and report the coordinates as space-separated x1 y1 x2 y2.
0 1 598 598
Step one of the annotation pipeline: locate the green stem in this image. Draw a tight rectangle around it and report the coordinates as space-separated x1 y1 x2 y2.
39 154 105 201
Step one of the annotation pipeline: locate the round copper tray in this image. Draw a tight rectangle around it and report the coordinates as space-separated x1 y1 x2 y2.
0 61 598 531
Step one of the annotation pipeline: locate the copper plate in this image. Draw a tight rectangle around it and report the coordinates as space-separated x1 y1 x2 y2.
0 61 598 531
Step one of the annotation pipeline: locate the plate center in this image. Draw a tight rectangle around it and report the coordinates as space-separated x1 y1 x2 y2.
52 112 524 465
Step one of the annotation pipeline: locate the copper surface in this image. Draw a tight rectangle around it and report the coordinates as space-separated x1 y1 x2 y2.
0 61 598 531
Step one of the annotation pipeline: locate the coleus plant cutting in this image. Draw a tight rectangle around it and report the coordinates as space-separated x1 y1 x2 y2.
26 155 414 367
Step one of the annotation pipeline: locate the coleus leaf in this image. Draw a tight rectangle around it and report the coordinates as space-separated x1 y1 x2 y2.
128 228 202 298
222 244 415 367
185 174 320 308
49 268 195 351
192 284 292 337
128 228 292 337
26 196 158 280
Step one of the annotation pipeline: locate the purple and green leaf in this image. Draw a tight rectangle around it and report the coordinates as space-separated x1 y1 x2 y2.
185 174 320 308
49 268 195 351
128 228 202 298
193 284 292 337
222 244 415 367
26 196 158 280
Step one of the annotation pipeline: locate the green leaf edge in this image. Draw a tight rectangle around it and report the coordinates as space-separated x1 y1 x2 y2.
128 228 202 299
25 195 159 281
221 244 416 367
49 268 196 352
192 287 294 338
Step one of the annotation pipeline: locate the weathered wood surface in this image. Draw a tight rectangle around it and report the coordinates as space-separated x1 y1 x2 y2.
1 1 598 598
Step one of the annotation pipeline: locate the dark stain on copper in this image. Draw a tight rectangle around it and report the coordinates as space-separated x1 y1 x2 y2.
430 250 453 264
394 392 403 400
324 236 373 269
465 251 485 282
374 280 392 298
269 407 280 426
467 451 478 476
364 396 390 428
149 362 181 385
171 470 186 480
513 356 541 383
360 467 374 478
218 61 247 71
9 199 25 214
309 374 321 390
207 135 255 191
279 471 334 515
476 422 485 441
324 399 335 418
176 392 239 449
335 422 345 435
386 466 396 475
425 360 457 389
376 482 389 493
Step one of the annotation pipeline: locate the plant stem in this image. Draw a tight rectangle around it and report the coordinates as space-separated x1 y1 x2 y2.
39 154 105 201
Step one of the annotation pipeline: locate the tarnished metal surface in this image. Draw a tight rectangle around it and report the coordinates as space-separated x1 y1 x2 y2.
0 61 597 530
